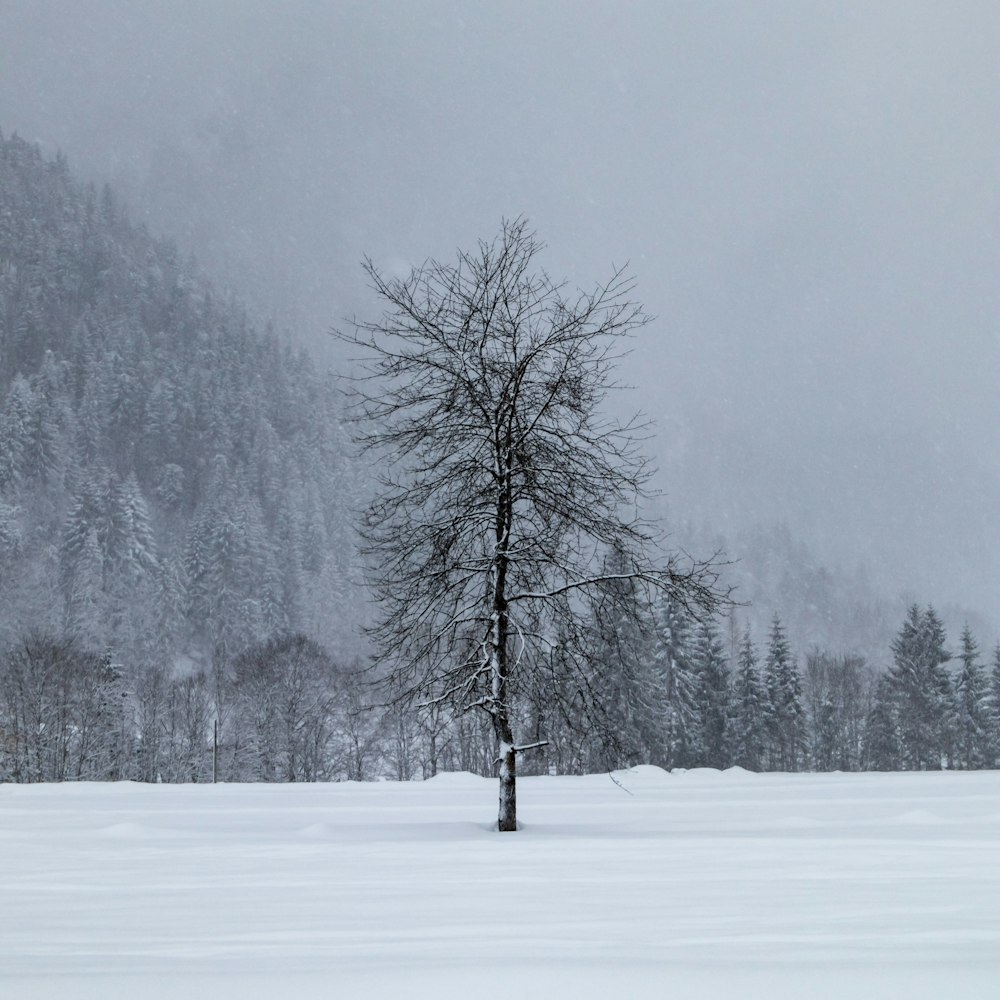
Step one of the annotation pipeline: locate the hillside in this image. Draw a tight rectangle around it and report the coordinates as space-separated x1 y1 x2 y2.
0 132 362 666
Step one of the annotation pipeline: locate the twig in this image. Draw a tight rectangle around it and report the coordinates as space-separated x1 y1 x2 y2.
608 770 634 796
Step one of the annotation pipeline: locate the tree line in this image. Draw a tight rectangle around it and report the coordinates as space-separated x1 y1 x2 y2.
520 601 1000 776
3 604 998 782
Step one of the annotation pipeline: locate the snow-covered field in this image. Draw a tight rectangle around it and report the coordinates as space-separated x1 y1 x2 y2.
2 768 1000 999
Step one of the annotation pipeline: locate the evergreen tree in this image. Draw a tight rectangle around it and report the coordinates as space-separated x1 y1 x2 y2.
62 474 108 591
763 615 805 771
886 605 953 770
651 595 699 768
953 625 991 769
106 473 159 579
582 560 662 769
63 525 105 643
730 627 766 770
991 645 1000 767
0 376 34 489
863 676 900 770
689 618 730 769
0 500 22 556
23 351 71 484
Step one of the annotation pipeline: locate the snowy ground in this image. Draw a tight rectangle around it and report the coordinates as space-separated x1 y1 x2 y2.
2 768 1000 999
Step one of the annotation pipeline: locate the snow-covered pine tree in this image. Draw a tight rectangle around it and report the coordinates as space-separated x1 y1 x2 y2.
991 645 1000 767
651 594 700 768
887 605 954 770
863 675 900 770
953 625 991 769
689 618 731 769
24 352 71 485
730 626 766 771
763 615 805 771
0 376 34 489
63 525 105 644
581 561 662 769
61 474 109 639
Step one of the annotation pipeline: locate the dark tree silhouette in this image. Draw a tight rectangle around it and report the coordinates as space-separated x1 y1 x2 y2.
341 219 725 830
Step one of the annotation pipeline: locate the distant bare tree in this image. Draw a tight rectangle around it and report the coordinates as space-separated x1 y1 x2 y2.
0 633 127 781
341 219 726 830
802 651 873 771
229 634 340 781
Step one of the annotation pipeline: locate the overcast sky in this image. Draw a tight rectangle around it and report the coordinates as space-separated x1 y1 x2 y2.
2 1 998 620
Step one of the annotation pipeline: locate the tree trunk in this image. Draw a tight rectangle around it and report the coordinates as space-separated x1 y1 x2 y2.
496 714 517 832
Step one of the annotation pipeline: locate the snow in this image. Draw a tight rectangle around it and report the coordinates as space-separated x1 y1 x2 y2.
2 769 1000 998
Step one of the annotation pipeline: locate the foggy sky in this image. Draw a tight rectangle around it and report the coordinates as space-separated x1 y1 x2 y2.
2 1 998 621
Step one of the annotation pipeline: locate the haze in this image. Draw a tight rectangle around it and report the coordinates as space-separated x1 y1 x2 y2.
2 0 997 627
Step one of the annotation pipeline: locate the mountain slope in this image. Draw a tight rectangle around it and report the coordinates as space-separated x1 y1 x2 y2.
0 132 361 666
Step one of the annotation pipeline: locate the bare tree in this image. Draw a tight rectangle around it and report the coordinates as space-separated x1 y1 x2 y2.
341 219 725 830
229 634 340 781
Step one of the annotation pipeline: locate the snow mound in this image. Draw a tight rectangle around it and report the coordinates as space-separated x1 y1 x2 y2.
423 771 487 786
609 765 670 787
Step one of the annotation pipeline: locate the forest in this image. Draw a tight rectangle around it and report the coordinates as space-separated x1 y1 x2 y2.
2 133 998 783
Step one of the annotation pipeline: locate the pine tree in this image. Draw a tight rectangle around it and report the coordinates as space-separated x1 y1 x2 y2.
990 645 1000 768
730 627 766 770
107 473 159 579
651 595 699 768
104 474 161 660
144 375 182 466
0 499 22 554
887 605 953 770
689 618 730 769
924 608 957 765
763 615 805 771
185 481 284 657
0 376 34 489
582 561 661 769
62 473 108 593
153 555 187 652
23 352 70 484
63 525 105 644
953 625 991 769
863 676 900 770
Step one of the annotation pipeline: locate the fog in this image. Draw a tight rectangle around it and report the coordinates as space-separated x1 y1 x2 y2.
3 1 998 623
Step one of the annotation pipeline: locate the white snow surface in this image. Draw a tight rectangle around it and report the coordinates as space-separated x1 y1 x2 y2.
3 767 1000 998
